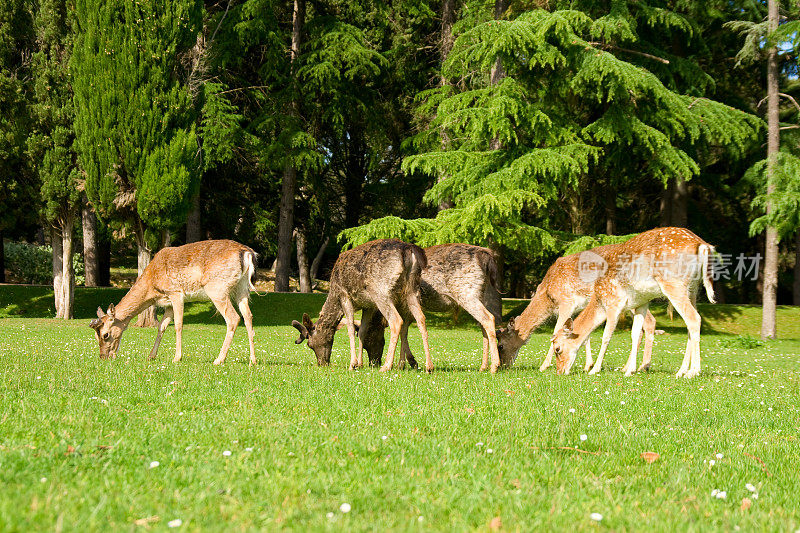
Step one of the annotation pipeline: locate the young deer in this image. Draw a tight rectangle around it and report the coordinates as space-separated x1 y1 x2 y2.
354 244 507 372
496 244 657 373
551 227 715 378
89 240 258 365
291 239 433 373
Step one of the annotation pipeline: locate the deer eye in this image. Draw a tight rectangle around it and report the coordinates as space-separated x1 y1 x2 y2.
103 332 110 340
498 344 504 351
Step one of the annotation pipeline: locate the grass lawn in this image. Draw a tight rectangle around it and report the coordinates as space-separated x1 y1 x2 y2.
1 286 799 531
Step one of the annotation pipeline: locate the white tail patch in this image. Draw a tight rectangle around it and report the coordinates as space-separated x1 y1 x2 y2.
243 251 262 295
699 244 716 304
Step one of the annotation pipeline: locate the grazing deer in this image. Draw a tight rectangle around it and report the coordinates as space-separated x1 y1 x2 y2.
89 240 258 365
496 244 657 373
551 227 715 378
291 239 433 373
353 244 507 372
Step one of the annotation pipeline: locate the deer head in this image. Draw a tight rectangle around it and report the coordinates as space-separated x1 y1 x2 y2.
551 317 581 374
495 318 524 367
292 313 333 366
89 304 127 360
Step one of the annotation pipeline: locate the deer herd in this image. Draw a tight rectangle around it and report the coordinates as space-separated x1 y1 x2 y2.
90 227 716 378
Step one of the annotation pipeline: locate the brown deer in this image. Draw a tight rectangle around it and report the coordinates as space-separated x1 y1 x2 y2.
496 244 657 373
291 239 433 373
353 244 507 372
551 227 715 378
89 240 258 365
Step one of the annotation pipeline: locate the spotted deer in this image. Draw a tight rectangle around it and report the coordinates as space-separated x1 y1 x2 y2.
353 244 507 373
551 227 715 378
89 240 259 365
292 239 433 373
496 244 657 373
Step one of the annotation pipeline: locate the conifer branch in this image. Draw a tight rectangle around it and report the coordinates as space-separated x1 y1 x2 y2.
586 42 670 64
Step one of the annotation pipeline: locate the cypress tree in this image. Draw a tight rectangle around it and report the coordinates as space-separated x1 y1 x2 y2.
72 0 202 325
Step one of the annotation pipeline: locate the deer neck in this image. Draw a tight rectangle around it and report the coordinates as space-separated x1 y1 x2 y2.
316 294 345 334
513 288 555 340
569 298 608 349
114 275 158 326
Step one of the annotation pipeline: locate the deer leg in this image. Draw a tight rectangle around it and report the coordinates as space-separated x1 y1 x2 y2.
340 299 360 371
170 296 185 363
237 297 257 366
637 310 656 372
398 321 413 370
583 338 594 373
622 306 648 376
658 280 702 378
148 307 174 360
480 328 490 372
406 294 433 373
544 306 573 372
209 291 240 365
462 299 500 372
379 305 403 373
357 308 377 369
587 310 621 375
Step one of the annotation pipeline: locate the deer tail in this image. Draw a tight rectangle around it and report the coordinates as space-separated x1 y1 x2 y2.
698 243 716 304
406 244 428 271
241 248 260 295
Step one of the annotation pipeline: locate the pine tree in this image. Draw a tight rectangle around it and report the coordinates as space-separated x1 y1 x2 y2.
72 0 202 325
342 5 762 264
27 0 80 319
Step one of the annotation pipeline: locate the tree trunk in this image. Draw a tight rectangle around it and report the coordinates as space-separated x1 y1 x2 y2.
295 228 311 293
604 181 616 234
0 229 5 283
98 227 111 286
309 235 329 283
186 192 202 243
671 175 688 227
274 0 305 293
82 202 99 287
794 230 800 306
52 227 63 317
761 0 779 340
134 223 157 327
660 178 674 226
61 217 75 319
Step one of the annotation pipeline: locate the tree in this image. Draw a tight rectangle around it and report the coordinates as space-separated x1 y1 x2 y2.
343 5 761 270
0 0 34 283
72 0 203 325
28 0 81 318
729 1 800 337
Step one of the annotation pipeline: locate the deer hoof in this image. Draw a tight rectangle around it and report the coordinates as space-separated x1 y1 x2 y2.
479 364 488 372
425 366 433 374
490 365 499 374
637 363 651 372
588 367 600 376
213 358 224 365
683 369 700 379
379 365 391 373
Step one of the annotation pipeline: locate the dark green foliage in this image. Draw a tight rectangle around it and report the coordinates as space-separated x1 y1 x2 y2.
72 0 203 235
2 241 84 285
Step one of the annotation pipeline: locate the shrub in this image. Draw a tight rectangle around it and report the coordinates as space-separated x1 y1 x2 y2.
3 241 85 285
719 334 765 350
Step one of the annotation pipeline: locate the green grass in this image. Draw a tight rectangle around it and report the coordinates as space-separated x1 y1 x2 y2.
1 287 800 531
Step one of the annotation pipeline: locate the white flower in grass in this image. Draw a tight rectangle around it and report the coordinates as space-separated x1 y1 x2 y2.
716 491 727 500
580 434 588 442
167 519 182 528
326 512 334 519
245 447 254 452
590 513 603 521
340 503 351 513
418 516 424 522
381 436 388 441
487 449 493 454
149 461 160 469
715 453 723 459
223 450 232 457
40 477 47 483
711 489 719 497
569 408 576 414
745 483 756 492
476 442 484 447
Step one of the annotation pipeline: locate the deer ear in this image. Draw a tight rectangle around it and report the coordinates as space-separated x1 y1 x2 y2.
507 317 516 330
107 304 116 318
97 307 106 319
563 318 573 334
292 320 309 343
89 318 102 330
302 313 314 331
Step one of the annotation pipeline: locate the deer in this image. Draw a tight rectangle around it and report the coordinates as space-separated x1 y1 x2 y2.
551 227 715 378
89 240 258 365
496 244 657 373
349 244 508 373
291 239 433 373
